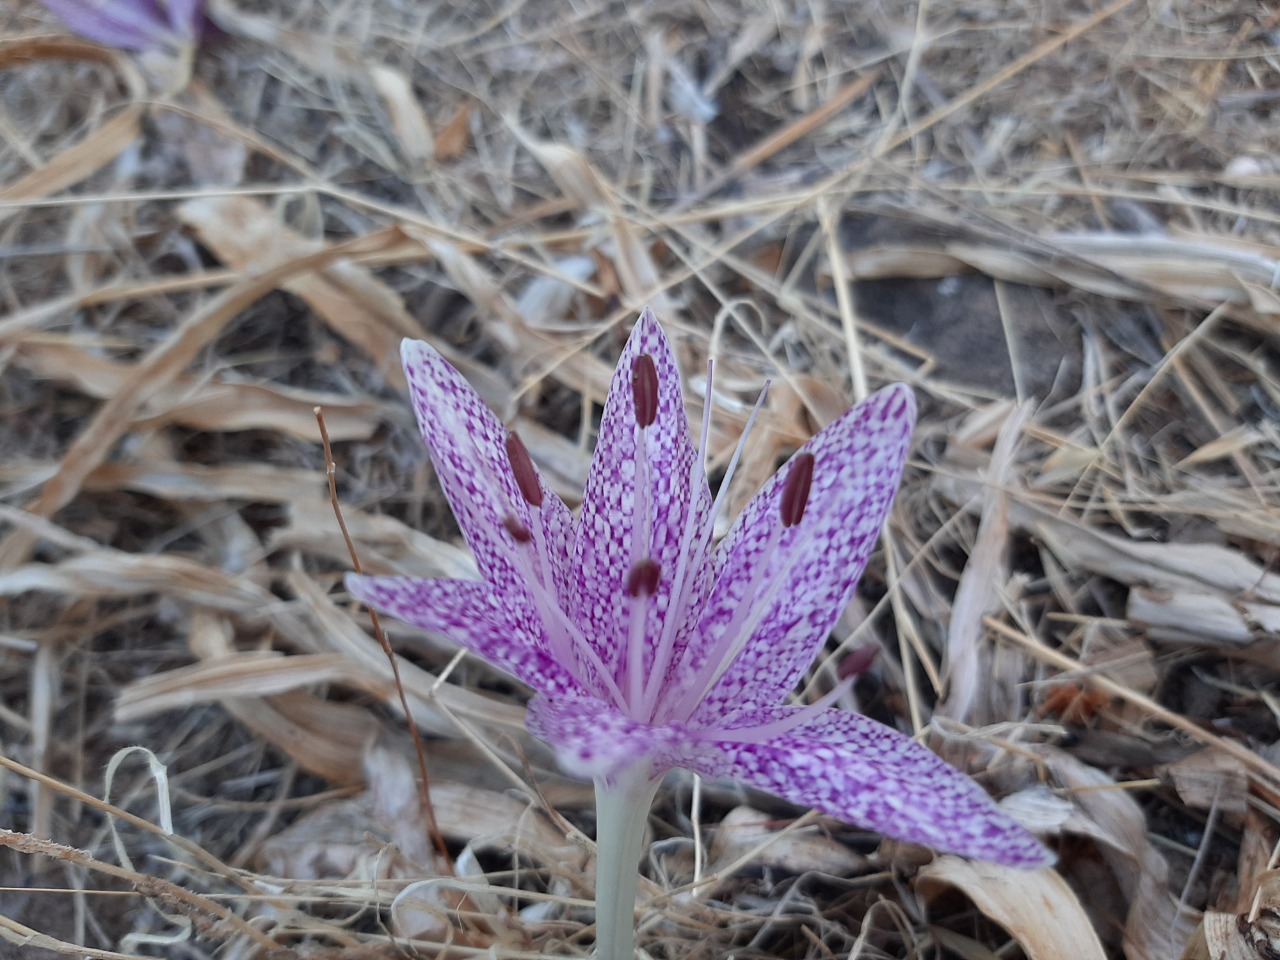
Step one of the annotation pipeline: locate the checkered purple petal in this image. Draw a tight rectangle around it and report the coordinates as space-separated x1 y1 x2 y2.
525 692 682 783
678 707 1053 867
570 309 713 687
400 339 575 607
345 574 579 696
42 0 174 49
685 384 914 720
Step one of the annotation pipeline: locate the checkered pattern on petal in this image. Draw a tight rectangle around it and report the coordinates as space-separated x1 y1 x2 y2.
525 692 682 783
345 574 579 696
42 0 179 48
570 309 713 696
400 340 575 610
683 384 914 721
677 706 1052 867
44 0 206 49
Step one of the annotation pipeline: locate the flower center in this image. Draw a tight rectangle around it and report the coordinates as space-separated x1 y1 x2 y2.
499 346 822 731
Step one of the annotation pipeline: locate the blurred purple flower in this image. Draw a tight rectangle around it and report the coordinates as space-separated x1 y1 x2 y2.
42 0 205 52
348 309 1050 957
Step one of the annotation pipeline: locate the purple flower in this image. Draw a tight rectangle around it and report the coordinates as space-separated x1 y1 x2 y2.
348 309 1049 956
41 0 205 52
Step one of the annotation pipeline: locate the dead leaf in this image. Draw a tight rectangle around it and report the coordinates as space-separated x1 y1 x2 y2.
177 196 418 376
707 806 866 879
918 857 1106 960
0 38 145 224
435 101 472 161
369 64 434 169
940 402 1030 724
15 337 378 441
1158 748 1249 814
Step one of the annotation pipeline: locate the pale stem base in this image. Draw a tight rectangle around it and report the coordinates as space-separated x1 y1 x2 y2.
592 765 663 960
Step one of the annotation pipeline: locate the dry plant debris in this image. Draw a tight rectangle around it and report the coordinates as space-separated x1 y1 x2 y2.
1 1 1279 958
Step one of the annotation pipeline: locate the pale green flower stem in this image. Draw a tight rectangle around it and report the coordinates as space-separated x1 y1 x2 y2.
592 765 663 960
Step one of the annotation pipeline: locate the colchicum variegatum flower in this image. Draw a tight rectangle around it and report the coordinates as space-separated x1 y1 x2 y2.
347 309 1050 960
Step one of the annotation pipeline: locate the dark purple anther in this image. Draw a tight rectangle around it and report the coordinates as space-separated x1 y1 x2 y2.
505 431 543 507
780 452 815 528
632 354 658 428
837 645 880 680
625 558 662 598
502 514 533 544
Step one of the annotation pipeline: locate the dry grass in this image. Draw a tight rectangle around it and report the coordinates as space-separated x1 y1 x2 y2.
2 0 1279 957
